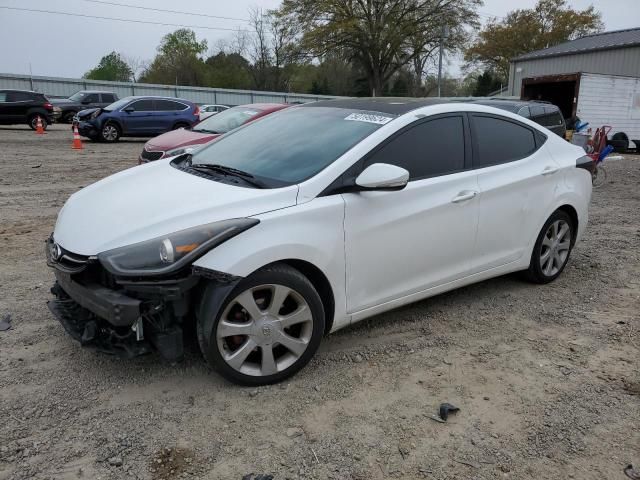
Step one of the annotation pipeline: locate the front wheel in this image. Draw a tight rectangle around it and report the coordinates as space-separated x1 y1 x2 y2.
524 210 574 284
100 122 120 142
197 264 325 386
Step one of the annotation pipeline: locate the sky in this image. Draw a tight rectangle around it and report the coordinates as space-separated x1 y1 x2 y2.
0 0 638 82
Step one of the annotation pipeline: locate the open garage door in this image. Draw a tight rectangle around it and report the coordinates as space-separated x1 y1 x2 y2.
521 73 580 121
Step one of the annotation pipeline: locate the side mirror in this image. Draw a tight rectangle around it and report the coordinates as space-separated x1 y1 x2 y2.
355 163 409 191
124 106 135 113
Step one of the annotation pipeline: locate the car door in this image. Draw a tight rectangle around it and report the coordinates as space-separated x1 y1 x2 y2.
3 91 34 122
152 99 184 132
0 91 12 123
120 99 154 134
343 114 479 313
469 113 559 273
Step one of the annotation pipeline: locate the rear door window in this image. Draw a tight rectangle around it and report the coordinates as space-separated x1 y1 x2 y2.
363 115 466 180
101 93 116 103
471 115 537 168
83 94 100 103
154 100 187 111
7 91 34 102
127 100 154 111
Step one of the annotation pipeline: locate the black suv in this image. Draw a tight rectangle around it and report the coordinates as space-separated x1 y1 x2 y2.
0 89 57 130
51 90 119 124
472 99 566 138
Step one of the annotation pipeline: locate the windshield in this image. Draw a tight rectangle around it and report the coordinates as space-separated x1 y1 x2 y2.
191 106 394 186
193 106 263 134
69 91 88 102
104 97 134 111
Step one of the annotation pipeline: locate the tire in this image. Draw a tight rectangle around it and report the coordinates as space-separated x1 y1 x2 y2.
28 115 47 131
172 122 189 130
592 165 607 188
610 132 629 153
197 263 325 386
523 210 574 284
100 122 121 142
62 111 76 124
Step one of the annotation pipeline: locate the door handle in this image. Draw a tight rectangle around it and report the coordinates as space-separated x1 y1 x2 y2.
451 190 478 203
541 166 559 175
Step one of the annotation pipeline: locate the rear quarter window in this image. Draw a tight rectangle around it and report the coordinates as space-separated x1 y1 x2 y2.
471 114 538 168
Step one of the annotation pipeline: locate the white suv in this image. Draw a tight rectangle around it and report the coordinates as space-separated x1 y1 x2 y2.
46 98 593 385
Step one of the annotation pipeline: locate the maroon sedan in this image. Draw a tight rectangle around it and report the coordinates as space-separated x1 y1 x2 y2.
138 103 289 164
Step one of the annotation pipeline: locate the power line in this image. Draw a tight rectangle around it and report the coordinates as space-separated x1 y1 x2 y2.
0 6 250 32
78 0 251 23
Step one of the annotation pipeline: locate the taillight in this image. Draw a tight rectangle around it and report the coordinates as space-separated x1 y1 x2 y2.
194 105 200 116
44 102 53 110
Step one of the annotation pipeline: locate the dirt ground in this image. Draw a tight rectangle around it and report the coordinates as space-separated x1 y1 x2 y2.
0 124 638 480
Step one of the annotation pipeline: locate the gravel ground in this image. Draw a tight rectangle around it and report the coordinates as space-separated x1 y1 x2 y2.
0 124 639 480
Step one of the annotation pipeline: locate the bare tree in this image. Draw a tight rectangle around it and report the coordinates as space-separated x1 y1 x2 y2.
123 55 149 83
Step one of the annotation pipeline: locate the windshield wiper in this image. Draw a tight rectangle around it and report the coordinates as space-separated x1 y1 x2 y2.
190 163 266 188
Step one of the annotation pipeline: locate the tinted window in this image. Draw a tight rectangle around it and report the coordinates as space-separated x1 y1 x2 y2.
530 105 545 118
518 106 530 118
0 92 7 102
83 94 99 103
101 93 116 103
193 106 262 134
7 91 34 102
364 116 465 180
155 99 187 111
544 107 563 126
128 100 154 111
192 107 388 185
472 115 536 167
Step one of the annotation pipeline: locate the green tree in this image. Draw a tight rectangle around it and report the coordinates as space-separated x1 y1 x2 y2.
205 52 252 89
278 0 480 96
473 70 503 96
140 29 208 86
465 0 603 80
84 51 132 82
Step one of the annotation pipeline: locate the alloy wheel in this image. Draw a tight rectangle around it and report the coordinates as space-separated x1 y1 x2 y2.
215 284 314 377
539 219 571 276
102 124 118 141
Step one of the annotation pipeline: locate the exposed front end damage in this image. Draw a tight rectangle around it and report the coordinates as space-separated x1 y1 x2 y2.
45 235 237 361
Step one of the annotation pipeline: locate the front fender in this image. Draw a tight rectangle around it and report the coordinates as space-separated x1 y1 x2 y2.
192 195 350 331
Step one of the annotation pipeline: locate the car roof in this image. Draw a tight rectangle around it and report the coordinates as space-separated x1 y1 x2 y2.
302 97 453 115
237 103 288 111
471 99 558 112
0 89 40 93
76 90 116 94
120 95 194 102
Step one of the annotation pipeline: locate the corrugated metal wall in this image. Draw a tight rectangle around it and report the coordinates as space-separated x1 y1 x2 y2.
508 46 640 96
577 73 640 138
0 72 342 105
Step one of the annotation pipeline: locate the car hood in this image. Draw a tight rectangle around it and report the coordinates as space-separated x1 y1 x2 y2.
53 160 298 255
76 107 101 119
145 128 219 151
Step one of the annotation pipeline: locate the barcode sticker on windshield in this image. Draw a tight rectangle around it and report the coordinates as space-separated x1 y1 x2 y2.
344 113 392 125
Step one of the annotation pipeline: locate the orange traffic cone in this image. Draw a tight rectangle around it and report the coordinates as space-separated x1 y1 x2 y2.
35 116 46 135
72 124 83 150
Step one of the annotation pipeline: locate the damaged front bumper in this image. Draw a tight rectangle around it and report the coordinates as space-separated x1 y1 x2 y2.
45 236 208 361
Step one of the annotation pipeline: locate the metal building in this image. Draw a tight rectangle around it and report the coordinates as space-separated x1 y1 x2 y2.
506 28 640 145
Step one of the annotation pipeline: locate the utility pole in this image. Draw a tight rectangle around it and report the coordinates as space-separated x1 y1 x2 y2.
437 26 449 97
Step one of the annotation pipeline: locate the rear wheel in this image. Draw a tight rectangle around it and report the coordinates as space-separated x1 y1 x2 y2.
100 122 120 142
524 210 574 284
28 115 47 130
172 122 189 130
197 264 325 386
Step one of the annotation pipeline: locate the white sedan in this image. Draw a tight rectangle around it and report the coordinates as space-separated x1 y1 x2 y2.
198 104 229 121
46 98 592 385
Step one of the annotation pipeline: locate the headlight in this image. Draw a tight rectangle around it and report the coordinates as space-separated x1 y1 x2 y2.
165 146 197 157
97 218 259 276
90 109 101 119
